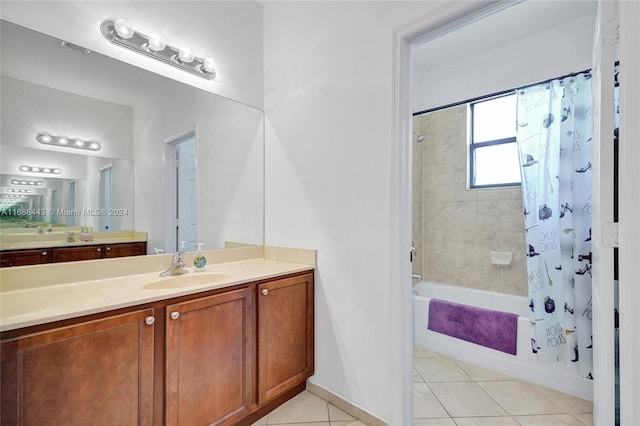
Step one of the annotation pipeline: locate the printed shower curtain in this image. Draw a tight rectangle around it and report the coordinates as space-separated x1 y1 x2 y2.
517 72 593 379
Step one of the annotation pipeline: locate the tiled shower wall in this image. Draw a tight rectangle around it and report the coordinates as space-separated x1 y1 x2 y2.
412 105 527 296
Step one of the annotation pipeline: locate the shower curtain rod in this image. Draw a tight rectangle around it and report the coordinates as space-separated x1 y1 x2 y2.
413 67 593 116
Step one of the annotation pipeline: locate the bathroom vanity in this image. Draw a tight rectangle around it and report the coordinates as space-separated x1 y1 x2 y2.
0 246 315 426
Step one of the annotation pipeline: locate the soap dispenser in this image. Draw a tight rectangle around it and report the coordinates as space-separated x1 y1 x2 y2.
193 243 207 272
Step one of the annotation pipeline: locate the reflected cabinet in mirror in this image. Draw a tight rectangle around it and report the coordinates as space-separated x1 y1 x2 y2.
0 20 264 255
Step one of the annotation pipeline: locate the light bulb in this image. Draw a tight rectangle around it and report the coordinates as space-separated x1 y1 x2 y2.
114 19 134 39
36 182 43 186
53 169 62 174
19 166 29 172
74 139 85 148
31 167 41 172
147 33 165 52
58 137 68 145
37 134 52 144
89 142 101 151
42 168 51 173
202 57 216 74
178 48 194 63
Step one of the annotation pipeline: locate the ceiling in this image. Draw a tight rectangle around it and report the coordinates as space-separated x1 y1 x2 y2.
413 0 599 74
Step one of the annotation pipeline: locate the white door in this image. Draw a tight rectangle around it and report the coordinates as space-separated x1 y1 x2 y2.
591 1 617 424
176 137 197 252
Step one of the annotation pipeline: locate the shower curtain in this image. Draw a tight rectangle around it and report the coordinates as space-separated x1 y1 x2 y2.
517 72 593 379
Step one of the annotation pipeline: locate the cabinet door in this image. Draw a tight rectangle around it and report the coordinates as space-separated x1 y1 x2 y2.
104 242 147 258
166 287 254 426
257 272 314 404
0 249 50 267
0 309 155 426
52 245 103 262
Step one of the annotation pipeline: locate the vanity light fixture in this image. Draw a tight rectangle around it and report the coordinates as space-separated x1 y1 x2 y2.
19 165 62 175
6 189 31 194
36 133 101 152
11 179 43 186
100 19 216 80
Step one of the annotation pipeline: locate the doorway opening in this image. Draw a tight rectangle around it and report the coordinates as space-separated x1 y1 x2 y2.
165 130 197 252
391 1 616 424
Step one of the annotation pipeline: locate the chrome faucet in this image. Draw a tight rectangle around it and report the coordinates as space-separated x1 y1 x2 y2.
160 249 188 277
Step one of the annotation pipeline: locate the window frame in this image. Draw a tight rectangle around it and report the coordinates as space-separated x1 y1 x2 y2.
468 92 521 189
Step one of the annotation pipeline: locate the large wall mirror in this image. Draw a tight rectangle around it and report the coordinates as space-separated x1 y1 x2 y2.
0 20 264 253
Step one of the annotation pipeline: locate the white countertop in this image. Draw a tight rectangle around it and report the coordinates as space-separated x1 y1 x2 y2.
0 246 316 333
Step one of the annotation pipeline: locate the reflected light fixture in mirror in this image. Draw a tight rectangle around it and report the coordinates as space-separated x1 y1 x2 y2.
100 19 217 80
36 133 101 151
11 179 43 186
19 165 62 174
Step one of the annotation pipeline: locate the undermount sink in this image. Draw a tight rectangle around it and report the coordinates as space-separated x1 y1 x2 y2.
142 273 231 290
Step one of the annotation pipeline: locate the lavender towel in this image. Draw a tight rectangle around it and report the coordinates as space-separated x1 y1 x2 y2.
427 298 518 355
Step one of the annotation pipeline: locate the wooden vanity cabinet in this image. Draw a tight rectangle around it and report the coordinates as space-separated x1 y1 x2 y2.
257 272 314 404
52 244 104 262
165 287 254 426
0 248 51 267
0 270 314 426
0 308 156 426
104 242 147 258
0 242 147 267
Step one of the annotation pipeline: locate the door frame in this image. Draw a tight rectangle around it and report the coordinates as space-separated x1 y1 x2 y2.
390 2 524 423
389 0 627 423
617 1 640 424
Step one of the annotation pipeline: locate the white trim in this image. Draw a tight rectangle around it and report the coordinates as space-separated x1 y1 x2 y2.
591 2 617 424
618 1 640 424
390 2 524 424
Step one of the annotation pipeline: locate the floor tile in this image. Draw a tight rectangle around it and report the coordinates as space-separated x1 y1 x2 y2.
414 345 440 358
414 382 449 419
454 360 514 381
453 416 519 425
428 382 508 417
329 404 355 422
330 421 368 426
414 356 472 382
267 391 329 424
414 367 425 383
413 418 456 426
530 384 593 414
513 414 585 425
572 412 594 425
479 381 565 416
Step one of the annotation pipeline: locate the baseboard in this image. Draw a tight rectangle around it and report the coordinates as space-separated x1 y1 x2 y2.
305 380 388 426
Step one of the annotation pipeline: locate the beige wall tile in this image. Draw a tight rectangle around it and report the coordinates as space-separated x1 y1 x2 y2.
414 106 527 295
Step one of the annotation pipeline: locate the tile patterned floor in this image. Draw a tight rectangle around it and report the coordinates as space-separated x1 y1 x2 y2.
252 346 594 426
413 346 594 426
251 390 368 426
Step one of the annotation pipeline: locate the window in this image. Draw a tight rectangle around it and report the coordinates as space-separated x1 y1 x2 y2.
469 93 520 188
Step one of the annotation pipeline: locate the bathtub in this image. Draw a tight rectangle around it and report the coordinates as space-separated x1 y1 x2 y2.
413 281 593 401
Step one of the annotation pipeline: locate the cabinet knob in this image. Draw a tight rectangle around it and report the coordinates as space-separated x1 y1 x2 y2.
106 246 111 251
145 316 155 326
261 288 269 296
41 251 47 256
97 248 101 252
170 311 180 320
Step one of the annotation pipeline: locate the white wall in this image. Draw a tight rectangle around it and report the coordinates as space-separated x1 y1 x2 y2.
413 13 596 112
134 80 263 253
0 1 264 109
262 2 444 422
